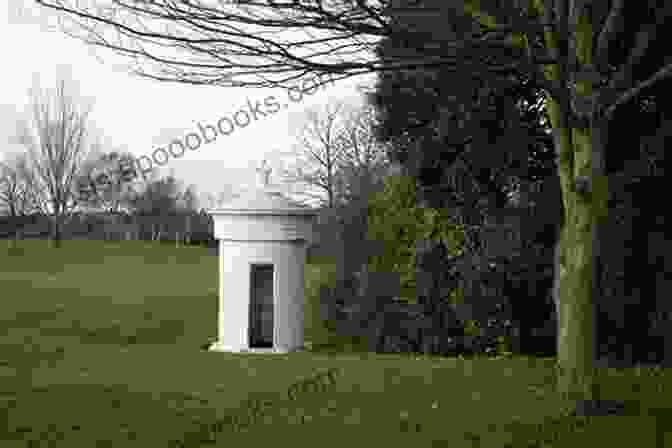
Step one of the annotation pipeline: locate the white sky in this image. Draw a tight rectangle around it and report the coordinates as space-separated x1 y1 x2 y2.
1 1 376 209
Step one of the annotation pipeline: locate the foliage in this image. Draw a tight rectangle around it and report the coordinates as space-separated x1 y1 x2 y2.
128 175 197 216
353 171 548 357
368 1 560 358
76 151 139 212
591 78 670 366
350 173 476 355
366 173 465 303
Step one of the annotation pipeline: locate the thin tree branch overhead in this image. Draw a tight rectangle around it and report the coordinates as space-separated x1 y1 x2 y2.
35 0 549 89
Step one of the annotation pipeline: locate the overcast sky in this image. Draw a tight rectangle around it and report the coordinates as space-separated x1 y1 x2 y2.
1 1 376 209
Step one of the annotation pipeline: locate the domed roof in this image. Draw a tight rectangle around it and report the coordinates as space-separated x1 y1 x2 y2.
210 186 316 216
208 161 317 216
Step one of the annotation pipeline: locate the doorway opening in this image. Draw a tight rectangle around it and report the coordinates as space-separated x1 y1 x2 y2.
249 264 275 349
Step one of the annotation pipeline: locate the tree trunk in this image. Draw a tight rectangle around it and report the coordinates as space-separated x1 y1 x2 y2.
532 0 612 409
50 211 63 248
542 101 590 404
185 214 192 245
551 233 562 353
554 214 597 400
545 113 612 415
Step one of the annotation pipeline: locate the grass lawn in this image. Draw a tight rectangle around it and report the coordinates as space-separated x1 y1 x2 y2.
0 239 670 447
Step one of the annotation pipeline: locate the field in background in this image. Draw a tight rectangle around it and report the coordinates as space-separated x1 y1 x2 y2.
0 239 670 447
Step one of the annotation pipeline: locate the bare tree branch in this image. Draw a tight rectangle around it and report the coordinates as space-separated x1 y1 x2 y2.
34 0 554 89
282 99 388 207
604 59 672 119
595 0 625 71
283 101 345 207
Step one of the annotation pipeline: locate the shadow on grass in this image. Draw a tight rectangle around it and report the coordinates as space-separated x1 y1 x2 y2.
489 400 672 447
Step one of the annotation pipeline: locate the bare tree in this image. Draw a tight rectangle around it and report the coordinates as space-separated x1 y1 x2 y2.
332 103 390 202
14 76 96 247
283 101 348 208
282 101 388 208
35 0 672 408
0 153 36 217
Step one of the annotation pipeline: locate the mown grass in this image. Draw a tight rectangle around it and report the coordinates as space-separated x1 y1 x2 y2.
0 239 670 447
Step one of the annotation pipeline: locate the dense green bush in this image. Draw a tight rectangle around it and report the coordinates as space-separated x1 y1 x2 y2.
356 174 471 354
315 173 533 357
366 174 541 357
366 173 465 303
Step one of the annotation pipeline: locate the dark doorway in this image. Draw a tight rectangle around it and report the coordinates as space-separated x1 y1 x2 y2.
249 264 274 349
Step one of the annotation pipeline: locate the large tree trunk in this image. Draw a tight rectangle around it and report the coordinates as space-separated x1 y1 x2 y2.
546 113 612 416
555 214 597 402
536 1 612 410
545 98 602 407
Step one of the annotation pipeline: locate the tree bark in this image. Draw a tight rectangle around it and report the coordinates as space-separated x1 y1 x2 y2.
546 112 609 409
551 230 563 353
532 0 611 408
